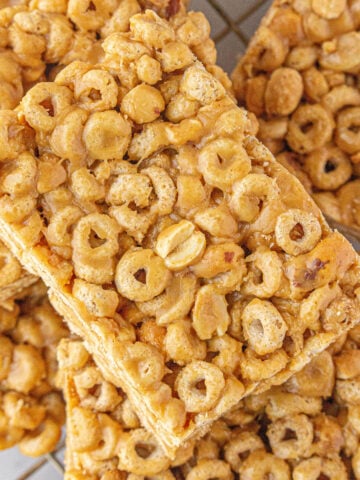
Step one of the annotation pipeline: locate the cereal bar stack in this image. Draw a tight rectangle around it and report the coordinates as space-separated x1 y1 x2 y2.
1 1 360 478
0 8 360 459
232 0 360 228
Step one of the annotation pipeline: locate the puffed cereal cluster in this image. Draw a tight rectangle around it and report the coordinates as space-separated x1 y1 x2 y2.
61 334 360 480
232 0 360 228
0 282 68 457
0 9 359 455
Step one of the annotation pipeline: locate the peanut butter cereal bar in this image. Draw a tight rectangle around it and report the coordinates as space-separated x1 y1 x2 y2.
0 281 68 456
0 10 359 456
232 0 360 228
0 0 229 300
60 336 360 479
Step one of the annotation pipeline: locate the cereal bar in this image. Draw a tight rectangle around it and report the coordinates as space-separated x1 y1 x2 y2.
0 0 230 299
0 11 359 456
60 336 360 479
232 0 360 228
0 281 68 456
0 0 229 303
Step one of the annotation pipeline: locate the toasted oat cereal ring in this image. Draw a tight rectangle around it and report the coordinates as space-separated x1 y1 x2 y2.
335 107 360 154
123 342 165 388
242 299 287 356
19 417 61 457
90 414 121 461
304 145 352 190
50 107 88 168
275 209 322 256
186 459 233 480
21 82 73 132
83 110 131 161
72 213 119 284
72 213 119 262
74 69 118 112
5 344 46 394
267 414 313 459
240 348 289 382
242 247 283 298
287 104 334 154
224 431 264 471
198 138 251 192
118 428 170 476
47 206 83 249
73 365 121 412
285 45 318 71
250 27 288 71
322 85 360 113
265 67 303 116
320 32 360 73
240 450 290 480
229 173 279 223
175 361 225 413
115 248 171 302
293 456 347 480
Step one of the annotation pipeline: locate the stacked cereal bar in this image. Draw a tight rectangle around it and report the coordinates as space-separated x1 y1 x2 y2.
0 10 359 456
59 334 360 479
232 0 360 228
0 281 68 456
0 0 230 302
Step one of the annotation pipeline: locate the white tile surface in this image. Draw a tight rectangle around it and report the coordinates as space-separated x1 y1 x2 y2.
0 447 42 480
215 30 246 73
1 1 268 478
28 462 63 480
